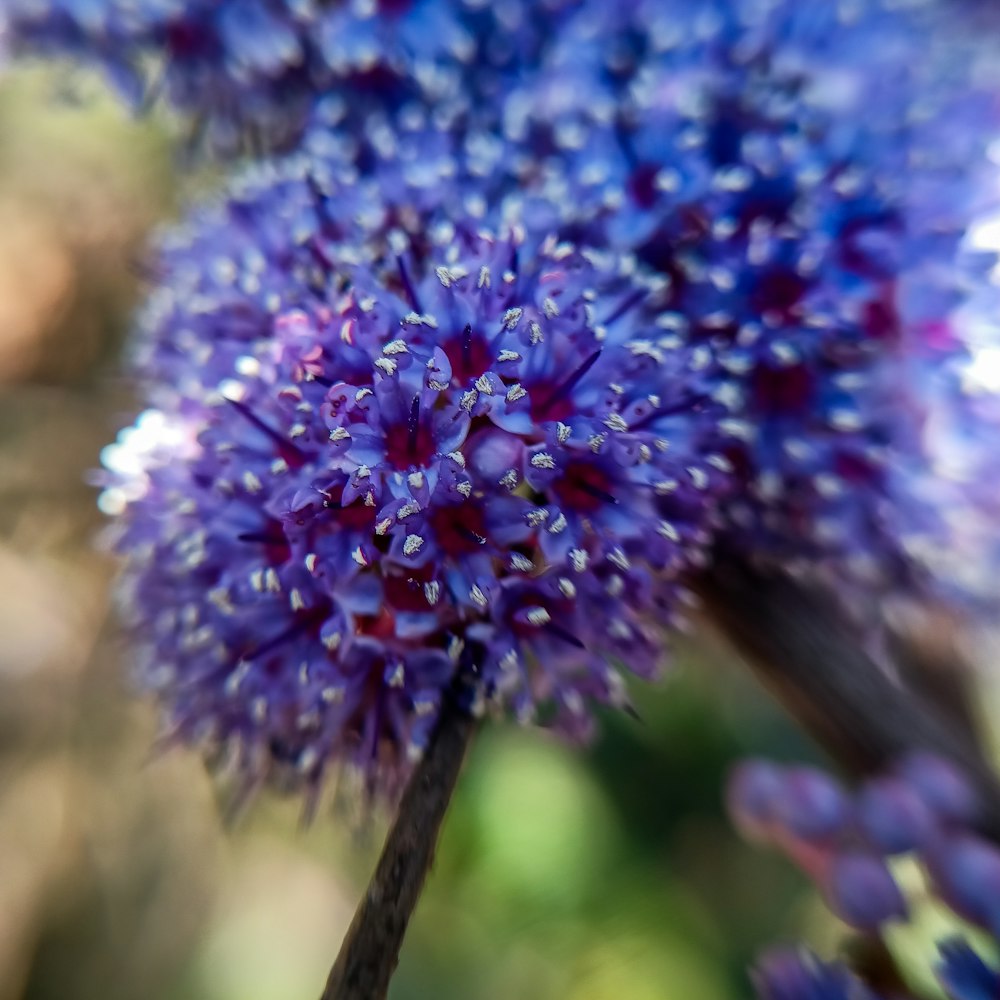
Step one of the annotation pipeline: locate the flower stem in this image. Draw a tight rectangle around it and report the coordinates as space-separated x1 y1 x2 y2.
695 552 1000 841
320 689 477 1000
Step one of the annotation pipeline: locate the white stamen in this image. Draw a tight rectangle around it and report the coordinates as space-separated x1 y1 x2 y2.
525 607 551 626
403 535 424 556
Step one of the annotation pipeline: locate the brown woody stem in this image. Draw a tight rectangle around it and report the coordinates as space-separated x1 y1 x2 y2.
320 692 477 1000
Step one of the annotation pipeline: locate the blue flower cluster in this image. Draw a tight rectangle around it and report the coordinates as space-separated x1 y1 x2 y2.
730 756 1000 1000
75 0 1000 795
13 0 1000 991
105 210 728 795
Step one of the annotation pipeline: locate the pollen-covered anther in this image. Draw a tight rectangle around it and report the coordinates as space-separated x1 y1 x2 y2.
402 535 425 556
608 549 631 571
526 508 549 527
502 308 523 330
658 521 681 542
525 607 552 627
510 553 534 572
688 467 709 490
531 452 556 469
498 469 519 491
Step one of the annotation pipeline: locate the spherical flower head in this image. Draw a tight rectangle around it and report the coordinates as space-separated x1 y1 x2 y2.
103 219 728 800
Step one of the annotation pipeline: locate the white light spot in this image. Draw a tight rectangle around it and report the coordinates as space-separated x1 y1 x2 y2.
964 345 1000 394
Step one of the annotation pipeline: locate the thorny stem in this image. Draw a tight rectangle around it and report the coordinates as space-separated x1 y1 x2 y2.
695 553 1000 843
320 688 477 1000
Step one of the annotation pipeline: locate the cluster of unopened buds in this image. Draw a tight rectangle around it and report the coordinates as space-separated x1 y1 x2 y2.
731 755 1000 999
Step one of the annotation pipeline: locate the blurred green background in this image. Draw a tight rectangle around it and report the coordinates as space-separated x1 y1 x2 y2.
0 63 875 1000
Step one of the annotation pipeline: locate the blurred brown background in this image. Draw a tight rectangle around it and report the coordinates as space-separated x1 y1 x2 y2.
0 62 950 1000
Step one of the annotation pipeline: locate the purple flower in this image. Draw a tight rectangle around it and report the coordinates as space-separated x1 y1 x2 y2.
857 775 936 856
102 195 728 795
823 852 907 931
753 949 881 1000
727 758 787 841
926 834 1000 934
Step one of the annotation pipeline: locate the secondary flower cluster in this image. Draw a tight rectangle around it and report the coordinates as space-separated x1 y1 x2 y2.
755 943 999 1000
729 756 1000 1000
